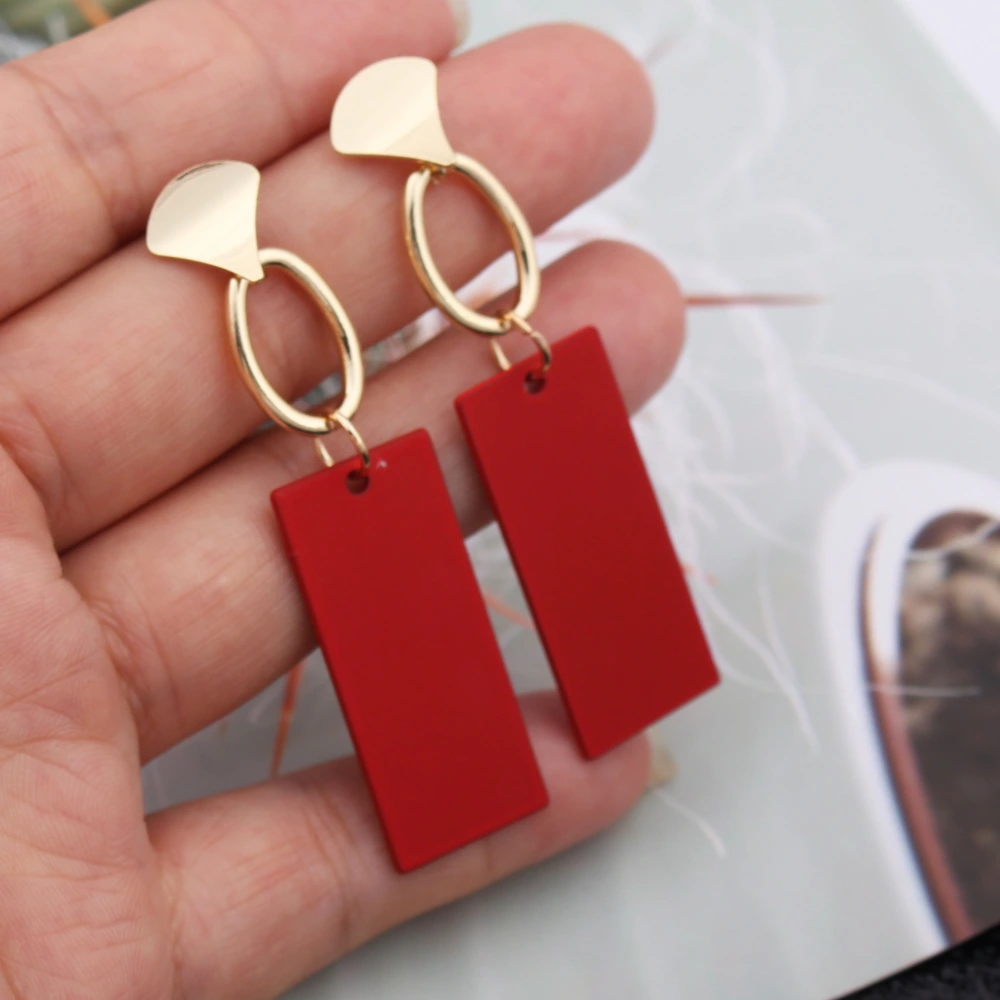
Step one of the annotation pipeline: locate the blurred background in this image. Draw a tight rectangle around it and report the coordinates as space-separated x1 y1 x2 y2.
5 1 1000 997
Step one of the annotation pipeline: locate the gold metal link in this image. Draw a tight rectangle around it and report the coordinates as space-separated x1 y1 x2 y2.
227 247 364 436
490 313 552 374
404 154 540 337
314 411 371 470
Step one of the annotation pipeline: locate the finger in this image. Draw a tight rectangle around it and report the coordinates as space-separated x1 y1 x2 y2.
149 691 651 1000
0 0 458 318
1 25 654 551
65 240 684 761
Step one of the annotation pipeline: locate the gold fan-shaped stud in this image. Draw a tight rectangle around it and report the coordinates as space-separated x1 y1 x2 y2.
331 56 456 168
146 160 264 282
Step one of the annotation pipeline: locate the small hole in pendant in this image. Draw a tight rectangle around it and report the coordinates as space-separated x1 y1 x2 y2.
524 371 547 394
345 468 370 494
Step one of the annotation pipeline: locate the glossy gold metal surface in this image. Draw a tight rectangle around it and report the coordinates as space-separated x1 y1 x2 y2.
148 161 368 463
331 57 546 369
404 154 540 337
330 56 456 168
490 313 552 373
315 412 371 471
146 161 265 282
227 248 364 436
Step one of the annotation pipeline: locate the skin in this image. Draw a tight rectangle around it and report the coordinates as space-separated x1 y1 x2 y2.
0 1 687 997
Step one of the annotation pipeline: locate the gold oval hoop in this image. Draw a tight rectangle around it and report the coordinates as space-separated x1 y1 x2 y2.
227 247 364 436
404 153 540 337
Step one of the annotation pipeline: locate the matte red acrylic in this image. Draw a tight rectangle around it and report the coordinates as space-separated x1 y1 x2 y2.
272 429 547 871
456 327 719 758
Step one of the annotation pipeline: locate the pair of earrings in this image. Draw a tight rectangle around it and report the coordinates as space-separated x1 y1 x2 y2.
147 57 718 872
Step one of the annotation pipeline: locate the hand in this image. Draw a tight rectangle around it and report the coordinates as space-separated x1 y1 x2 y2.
0 2 684 997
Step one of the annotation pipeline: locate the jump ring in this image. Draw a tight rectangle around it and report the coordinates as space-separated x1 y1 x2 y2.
314 411 371 470
490 314 552 374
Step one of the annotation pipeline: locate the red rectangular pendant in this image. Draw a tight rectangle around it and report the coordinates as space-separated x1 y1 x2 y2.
456 327 719 758
272 429 547 871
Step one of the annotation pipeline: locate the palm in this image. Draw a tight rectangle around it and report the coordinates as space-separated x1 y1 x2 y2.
0 2 678 997
0 481 174 994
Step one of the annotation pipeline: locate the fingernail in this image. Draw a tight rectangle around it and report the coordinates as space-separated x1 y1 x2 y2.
646 733 676 789
448 0 470 48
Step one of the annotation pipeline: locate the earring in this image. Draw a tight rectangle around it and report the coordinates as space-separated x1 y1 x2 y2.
332 59 719 759
146 161 546 871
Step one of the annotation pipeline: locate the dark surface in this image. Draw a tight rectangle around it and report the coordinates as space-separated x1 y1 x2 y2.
899 517 1000 929
847 926 1000 999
